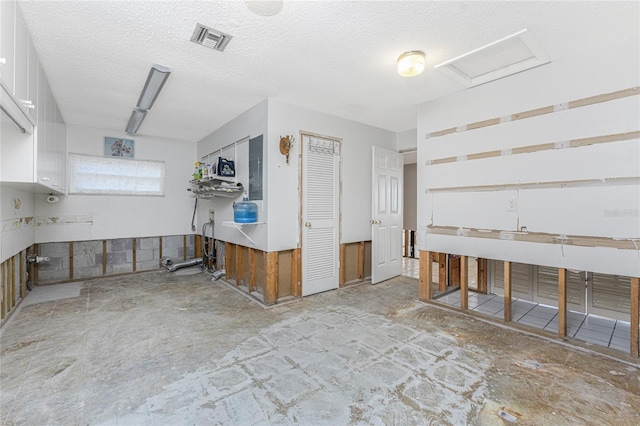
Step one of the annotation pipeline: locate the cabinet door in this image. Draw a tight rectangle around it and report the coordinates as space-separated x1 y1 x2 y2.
36 67 49 186
0 0 15 91
27 38 38 122
13 4 28 104
53 103 65 190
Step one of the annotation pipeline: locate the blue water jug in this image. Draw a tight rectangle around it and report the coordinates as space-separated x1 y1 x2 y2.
233 198 258 223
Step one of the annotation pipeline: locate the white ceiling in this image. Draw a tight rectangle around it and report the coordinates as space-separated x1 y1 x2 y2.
18 1 639 143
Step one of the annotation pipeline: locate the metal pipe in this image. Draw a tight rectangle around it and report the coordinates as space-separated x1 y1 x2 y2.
167 258 203 272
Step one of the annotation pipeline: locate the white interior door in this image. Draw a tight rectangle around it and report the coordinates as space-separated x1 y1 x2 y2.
372 146 403 284
302 135 340 296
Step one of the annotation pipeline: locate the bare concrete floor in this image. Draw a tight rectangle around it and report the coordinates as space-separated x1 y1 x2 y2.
1 270 639 425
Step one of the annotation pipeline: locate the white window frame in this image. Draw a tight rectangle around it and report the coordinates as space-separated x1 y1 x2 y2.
68 153 165 196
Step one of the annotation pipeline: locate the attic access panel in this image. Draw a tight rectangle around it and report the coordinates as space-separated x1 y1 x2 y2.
435 29 550 87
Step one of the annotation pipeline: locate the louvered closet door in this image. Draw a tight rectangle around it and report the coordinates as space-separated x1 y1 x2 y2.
588 273 632 321
491 261 534 300
302 135 340 296
535 266 586 312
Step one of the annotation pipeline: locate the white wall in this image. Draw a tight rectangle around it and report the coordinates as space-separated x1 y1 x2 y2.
0 186 35 262
396 128 417 152
403 163 417 231
196 100 268 250
417 36 640 277
35 125 196 242
267 98 397 251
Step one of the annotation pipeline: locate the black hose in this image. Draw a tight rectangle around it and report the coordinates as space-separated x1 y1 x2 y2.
191 198 198 232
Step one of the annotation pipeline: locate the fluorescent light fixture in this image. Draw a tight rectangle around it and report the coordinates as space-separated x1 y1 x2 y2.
397 51 426 77
136 64 171 110
125 108 147 134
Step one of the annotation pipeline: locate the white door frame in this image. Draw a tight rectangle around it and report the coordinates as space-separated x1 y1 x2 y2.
300 132 342 296
371 146 403 284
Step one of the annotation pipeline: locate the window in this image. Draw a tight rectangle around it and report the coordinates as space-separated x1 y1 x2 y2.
69 154 165 196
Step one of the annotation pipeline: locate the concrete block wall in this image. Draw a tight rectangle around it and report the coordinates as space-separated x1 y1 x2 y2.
73 241 103 279
136 237 160 272
37 234 195 284
38 242 71 283
106 238 133 275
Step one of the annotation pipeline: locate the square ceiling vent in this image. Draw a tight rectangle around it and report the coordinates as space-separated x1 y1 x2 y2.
190 23 232 52
435 29 550 87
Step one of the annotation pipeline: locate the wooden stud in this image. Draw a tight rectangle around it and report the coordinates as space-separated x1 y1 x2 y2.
9 257 15 309
403 230 409 257
183 235 188 261
357 242 365 280
631 277 639 358
102 240 107 275
33 244 39 285
558 268 567 339
460 256 468 311
264 252 278 305
158 237 163 268
419 250 432 301
477 258 488 294
69 242 74 280
438 253 447 292
291 248 301 297
504 261 512 322
449 256 461 287
195 235 202 259
1 261 6 319
339 244 346 287
20 251 26 298
236 245 244 286
248 248 257 292
225 242 233 279
132 238 137 272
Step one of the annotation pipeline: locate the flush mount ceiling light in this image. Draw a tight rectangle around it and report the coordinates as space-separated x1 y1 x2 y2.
245 0 283 16
137 64 171 110
191 23 232 51
435 29 550 87
397 51 426 77
125 108 147 135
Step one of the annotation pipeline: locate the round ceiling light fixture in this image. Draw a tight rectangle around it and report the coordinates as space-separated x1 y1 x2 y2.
245 1 283 17
397 51 426 77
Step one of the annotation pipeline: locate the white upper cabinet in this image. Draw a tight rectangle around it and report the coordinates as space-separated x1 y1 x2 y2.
27 38 38 122
0 0 66 194
0 0 16 92
14 4 29 108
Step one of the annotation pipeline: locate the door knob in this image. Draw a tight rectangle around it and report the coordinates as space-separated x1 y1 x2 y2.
305 222 311 227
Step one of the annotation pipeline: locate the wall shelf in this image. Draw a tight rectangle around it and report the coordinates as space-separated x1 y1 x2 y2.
189 179 243 199
222 221 266 246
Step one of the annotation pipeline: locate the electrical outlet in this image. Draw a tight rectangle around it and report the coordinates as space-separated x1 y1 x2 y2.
209 209 215 221
506 197 517 212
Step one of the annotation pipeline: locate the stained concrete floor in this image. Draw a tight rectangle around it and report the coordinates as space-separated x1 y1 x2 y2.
1 270 639 425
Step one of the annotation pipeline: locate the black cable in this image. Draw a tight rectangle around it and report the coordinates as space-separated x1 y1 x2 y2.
191 198 197 232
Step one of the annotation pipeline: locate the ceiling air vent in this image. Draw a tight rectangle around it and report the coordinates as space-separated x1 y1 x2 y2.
435 29 550 87
190 23 232 52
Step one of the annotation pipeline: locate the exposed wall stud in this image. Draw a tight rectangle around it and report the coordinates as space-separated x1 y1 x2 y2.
339 244 346 287
558 268 567 338
460 256 468 311
477 258 488 294
504 261 512 322
102 240 107 275
631 277 639 358
357 242 365 280
132 238 137 272
69 242 74 280
419 250 432 301
264 252 278 305
249 248 257 293
225 242 233 279
291 248 301 297
438 253 447 291
236 245 244 286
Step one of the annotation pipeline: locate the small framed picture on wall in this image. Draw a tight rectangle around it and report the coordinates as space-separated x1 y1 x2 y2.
104 137 134 158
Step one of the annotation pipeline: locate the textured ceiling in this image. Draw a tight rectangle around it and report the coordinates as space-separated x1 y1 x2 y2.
17 1 640 143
